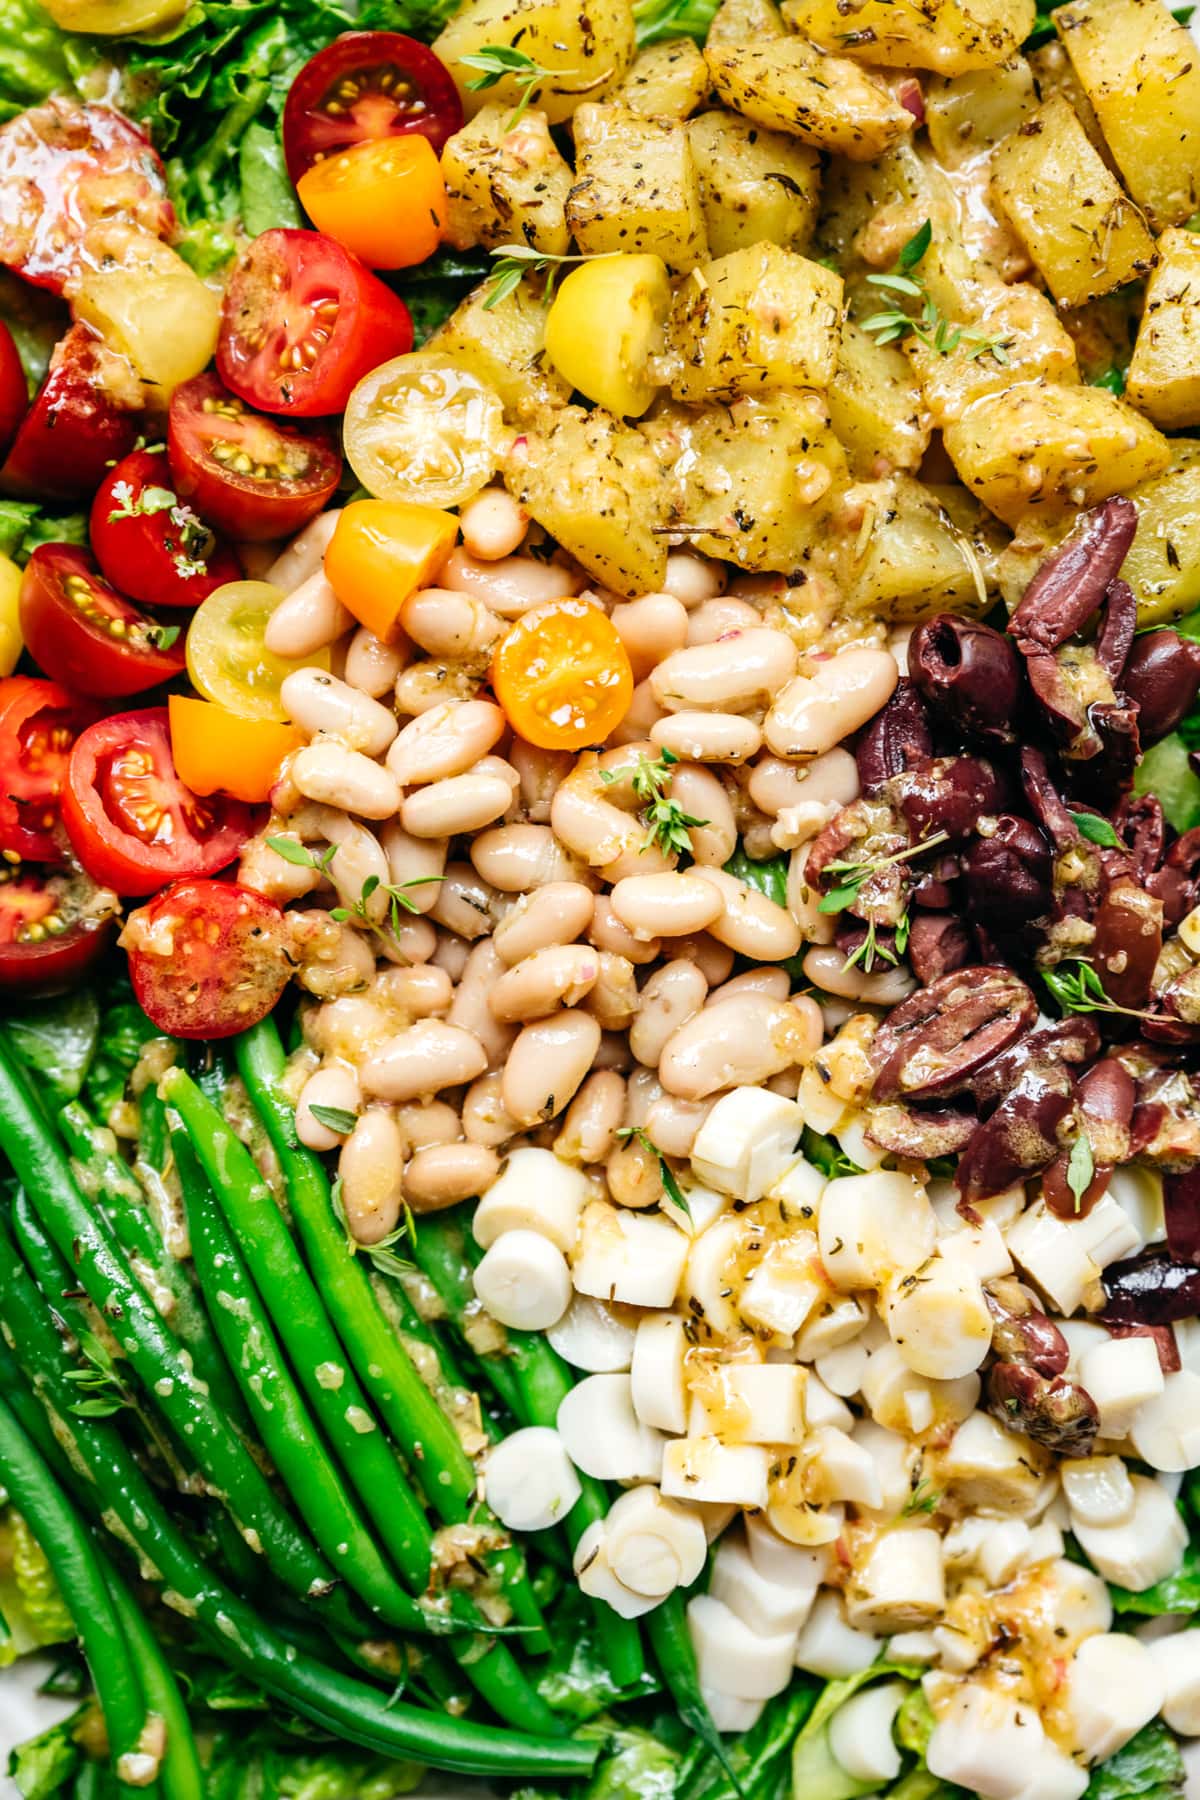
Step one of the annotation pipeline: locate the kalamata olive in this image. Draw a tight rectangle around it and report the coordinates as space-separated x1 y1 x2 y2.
1102 1249 1200 1324
1094 578 1138 681
966 1016 1101 1114
1104 1319 1181 1373
955 1065 1074 1200
1090 875 1162 1011
1122 629 1200 744
1042 1058 1134 1217
1130 1065 1200 1163
1009 498 1138 652
1113 792 1165 885
865 1098 977 1158
908 615 1022 745
986 1362 1099 1456
856 679 932 794
964 815 1052 923
894 755 1003 846
1019 747 1082 850
835 919 900 966
907 912 972 985
1022 643 1093 753
1071 699 1139 800
1148 826 1200 927
1165 1166 1200 1265
984 1284 1069 1376
871 965 1038 1102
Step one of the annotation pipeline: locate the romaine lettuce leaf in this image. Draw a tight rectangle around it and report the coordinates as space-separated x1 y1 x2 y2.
0 499 88 564
0 0 98 122
1085 1721 1185 1799
0 1508 74 1667
7 1707 86 1800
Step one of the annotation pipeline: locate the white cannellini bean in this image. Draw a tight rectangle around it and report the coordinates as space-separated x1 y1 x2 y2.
338 1110 405 1245
344 626 408 698
650 629 798 714
266 508 341 592
429 862 503 939
369 962 453 1018
554 1070 626 1162
448 939 517 1070
609 871 725 940
484 1427 581 1532
610 594 690 681
387 700 506 786
510 737 575 823
470 823 585 891
663 551 725 607
440 545 579 617
691 866 802 961
404 1142 500 1212
295 1064 361 1151
803 944 916 1005
685 597 761 645
748 748 860 820
658 993 819 1100
650 711 763 764
459 487 529 561
398 588 503 659
265 571 355 659
490 944 602 1022
765 648 899 759
292 743 401 820
643 1093 714 1158
379 821 448 916
502 1010 602 1127
474 1228 573 1330
668 932 734 985
590 897 661 965
462 1071 521 1148
361 1020 488 1102
585 951 638 1031
493 882 595 965
629 961 708 1067
669 764 738 866
401 772 514 838
281 668 398 756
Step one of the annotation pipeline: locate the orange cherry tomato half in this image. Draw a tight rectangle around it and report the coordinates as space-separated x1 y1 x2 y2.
324 498 457 642
491 599 634 751
296 135 446 270
168 694 303 805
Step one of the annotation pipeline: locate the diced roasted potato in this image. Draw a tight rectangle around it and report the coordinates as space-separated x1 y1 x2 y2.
904 280 1078 428
781 0 1034 73
1054 0 1200 227
1120 442 1200 623
990 96 1157 307
828 322 930 475
652 392 849 572
505 405 668 596
943 379 1171 525
818 142 970 314
1127 229 1200 428
1027 38 1108 157
705 39 914 160
425 277 570 419
835 476 1004 617
666 242 842 402
687 110 820 257
440 106 571 256
433 0 635 125
707 0 786 43
925 58 1035 166
620 38 711 117
567 105 708 272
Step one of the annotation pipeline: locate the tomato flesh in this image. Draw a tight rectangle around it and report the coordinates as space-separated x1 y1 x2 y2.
0 675 96 864
19 544 188 698
167 373 342 541
63 708 259 896
90 447 241 609
124 877 291 1038
0 320 27 462
217 228 413 417
2 323 141 501
0 865 117 993
491 600 634 750
283 32 463 182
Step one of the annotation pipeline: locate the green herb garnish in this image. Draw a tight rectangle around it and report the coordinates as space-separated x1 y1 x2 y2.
861 221 1013 363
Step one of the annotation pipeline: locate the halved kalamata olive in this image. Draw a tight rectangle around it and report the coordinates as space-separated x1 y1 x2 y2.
866 1098 977 1159
1122 629 1200 744
1071 700 1140 800
955 1065 1074 1200
1104 1319 1181 1373
1009 498 1138 652
871 965 1038 1102
1113 792 1164 885
895 755 1003 846
984 1284 1069 1376
907 912 972 985
856 679 932 794
1094 578 1138 681
1090 875 1162 1012
1022 643 1093 753
1148 826 1200 927
1042 1058 1134 1217
1019 747 1082 850
987 1362 1099 1456
1164 1166 1200 1265
908 615 1021 745
1101 1249 1200 1324
964 815 1052 923
1130 1065 1200 1163
966 1017 1101 1112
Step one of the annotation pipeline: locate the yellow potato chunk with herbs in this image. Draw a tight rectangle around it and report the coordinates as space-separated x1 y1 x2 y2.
666 241 842 402
687 111 820 257
781 0 1035 73
990 96 1157 308
837 477 1004 617
829 322 930 476
1127 230 1200 428
925 58 1035 166
1054 0 1200 227
704 38 914 160
905 280 1078 428
440 106 571 257
425 277 570 420
433 0 635 125
567 105 707 273
506 406 668 596
1120 443 1200 623
544 254 671 419
707 0 786 43
619 38 710 117
944 379 1171 526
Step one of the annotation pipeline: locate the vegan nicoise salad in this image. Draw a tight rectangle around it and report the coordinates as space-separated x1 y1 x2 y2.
7 0 1200 1793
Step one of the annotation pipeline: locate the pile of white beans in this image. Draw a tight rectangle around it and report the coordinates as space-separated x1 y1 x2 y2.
239 488 906 1248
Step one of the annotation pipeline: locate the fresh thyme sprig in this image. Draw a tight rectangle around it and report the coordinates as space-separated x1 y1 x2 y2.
267 836 338 874
309 1103 358 1136
484 244 616 310
1042 960 1150 1021
861 220 1013 364
817 831 951 915
842 916 898 975
1066 1129 1095 1213
601 746 708 859
331 1177 417 1279
902 1479 941 1516
63 1330 136 1420
330 873 445 942
616 1125 691 1221
459 45 562 129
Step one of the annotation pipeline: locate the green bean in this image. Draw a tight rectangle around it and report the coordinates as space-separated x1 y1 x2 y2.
102 1561 205 1800
405 1213 527 1419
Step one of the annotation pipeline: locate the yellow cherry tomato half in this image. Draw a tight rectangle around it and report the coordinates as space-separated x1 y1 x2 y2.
343 351 507 509
186 581 329 723
168 695 304 804
543 254 671 420
296 136 447 271
491 599 634 750
0 554 23 678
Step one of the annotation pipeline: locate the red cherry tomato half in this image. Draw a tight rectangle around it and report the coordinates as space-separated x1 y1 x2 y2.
0 97 174 295
216 228 413 418
0 320 27 463
0 864 117 994
19 545 188 699
0 675 97 865
62 708 260 897
167 374 342 542
124 877 291 1038
283 32 463 184
2 324 141 501
90 447 241 609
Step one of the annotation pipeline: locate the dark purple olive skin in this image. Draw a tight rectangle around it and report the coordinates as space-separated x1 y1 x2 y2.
1114 792 1165 884
909 615 1021 744
986 1363 1099 1455
856 680 932 794
964 815 1052 923
1094 577 1137 681
1102 1251 1200 1324
1122 629 1200 744
955 1066 1073 1200
907 912 972 985
966 1017 1101 1112
985 1289 1069 1376
1009 498 1138 650
1164 1166 1200 1266
895 755 1003 846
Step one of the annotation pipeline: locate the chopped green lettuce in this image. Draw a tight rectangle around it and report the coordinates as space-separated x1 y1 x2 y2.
0 499 89 565
0 0 98 122
4 988 100 1104
7 1707 88 1800
0 1507 74 1667
1085 1721 1185 1799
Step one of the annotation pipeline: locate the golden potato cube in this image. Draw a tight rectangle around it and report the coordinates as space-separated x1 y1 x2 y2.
829 322 930 475
434 0 635 125
440 106 571 257
990 96 1157 307
620 38 711 117
426 277 570 420
925 58 1036 166
837 477 1005 617
904 280 1078 428
707 0 786 43
666 242 843 401
505 406 668 596
1119 442 1200 624
1127 229 1200 428
1027 39 1109 157
781 0 1034 73
687 110 820 257
1055 0 1200 227
567 105 707 272
943 379 1171 526
705 38 914 160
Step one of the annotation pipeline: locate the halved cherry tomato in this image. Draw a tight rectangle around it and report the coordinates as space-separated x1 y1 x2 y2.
123 878 291 1038
216 228 413 417
19 545 187 698
90 448 241 610
0 320 27 462
0 675 97 864
324 498 458 642
0 864 117 993
186 582 329 722
168 694 303 804
491 599 634 750
167 374 342 542
2 324 141 501
297 136 446 270
0 98 174 294
283 32 463 184
62 707 259 896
